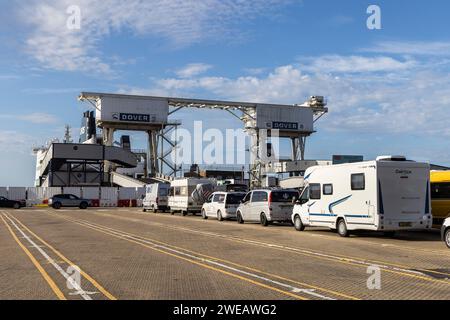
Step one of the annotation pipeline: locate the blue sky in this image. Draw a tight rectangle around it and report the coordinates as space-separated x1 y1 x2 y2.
1 0 450 186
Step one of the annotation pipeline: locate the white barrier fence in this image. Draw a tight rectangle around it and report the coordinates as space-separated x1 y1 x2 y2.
0 186 146 207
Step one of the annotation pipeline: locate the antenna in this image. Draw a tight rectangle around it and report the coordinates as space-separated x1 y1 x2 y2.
64 125 73 143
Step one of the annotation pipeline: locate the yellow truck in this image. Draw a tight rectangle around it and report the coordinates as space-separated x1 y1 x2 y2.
431 171 450 227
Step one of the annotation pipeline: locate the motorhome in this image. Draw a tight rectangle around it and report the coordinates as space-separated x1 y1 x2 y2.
430 170 450 227
291 156 432 237
143 183 170 213
168 178 215 215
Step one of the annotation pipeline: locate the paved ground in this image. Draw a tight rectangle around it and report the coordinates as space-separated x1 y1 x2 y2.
0 207 449 300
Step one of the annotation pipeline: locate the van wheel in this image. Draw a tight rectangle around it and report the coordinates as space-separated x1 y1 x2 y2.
142 208 147 212
151 206 156 213
79 202 88 210
182 211 187 216
237 212 244 224
260 213 269 227
217 210 223 221
337 219 349 237
445 228 450 249
201 209 208 220
294 215 305 231
170 210 175 215
53 202 62 210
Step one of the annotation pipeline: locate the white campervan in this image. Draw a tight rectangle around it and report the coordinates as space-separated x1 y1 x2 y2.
143 183 170 213
168 178 215 216
292 156 432 237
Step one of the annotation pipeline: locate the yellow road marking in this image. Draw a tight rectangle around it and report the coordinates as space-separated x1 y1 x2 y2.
48 213 310 300
72 210 450 287
6 212 117 301
49 212 360 300
0 213 66 300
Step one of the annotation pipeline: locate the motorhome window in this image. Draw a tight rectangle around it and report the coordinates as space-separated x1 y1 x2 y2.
271 191 299 202
300 188 309 203
323 184 333 195
309 184 321 200
169 188 174 196
159 188 168 196
351 174 365 190
431 183 450 199
226 193 246 204
174 187 181 196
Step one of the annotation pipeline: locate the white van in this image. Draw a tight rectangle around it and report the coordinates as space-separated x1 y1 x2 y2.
236 189 299 226
168 178 215 215
292 156 432 237
201 192 247 221
442 217 450 249
143 183 170 213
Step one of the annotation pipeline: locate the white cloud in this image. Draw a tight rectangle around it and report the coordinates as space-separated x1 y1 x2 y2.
0 113 59 124
298 55 416 73
125 53 450 137
364 41 450 56
19 0 296 74
175 63 212 78
18 113 59 124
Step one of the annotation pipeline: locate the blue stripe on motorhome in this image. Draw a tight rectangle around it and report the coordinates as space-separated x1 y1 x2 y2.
309 213 370 218
328 195 352 213
378 179 384 215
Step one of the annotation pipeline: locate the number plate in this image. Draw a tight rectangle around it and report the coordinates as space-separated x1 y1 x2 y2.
399 222 412 227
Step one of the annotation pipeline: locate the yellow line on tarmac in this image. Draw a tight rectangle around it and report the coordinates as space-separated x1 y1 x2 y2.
0 213 66 300
95 213 450 284
6 212 117 301
80 210 450 287
61 213 359 300
50 213 309 300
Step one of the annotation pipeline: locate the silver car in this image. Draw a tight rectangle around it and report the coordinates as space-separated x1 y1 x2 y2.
49 194 91 209
236 189 299 226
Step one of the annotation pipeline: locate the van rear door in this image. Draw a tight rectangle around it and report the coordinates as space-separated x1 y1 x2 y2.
377 162 430 225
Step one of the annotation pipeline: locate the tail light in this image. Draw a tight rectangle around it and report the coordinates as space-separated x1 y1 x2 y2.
268 192 272 210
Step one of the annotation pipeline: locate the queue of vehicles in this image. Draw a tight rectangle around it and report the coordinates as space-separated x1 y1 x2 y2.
2 155 448 248
138 156 448 248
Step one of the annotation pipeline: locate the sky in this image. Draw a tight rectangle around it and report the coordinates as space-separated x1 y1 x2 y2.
1 0 450 186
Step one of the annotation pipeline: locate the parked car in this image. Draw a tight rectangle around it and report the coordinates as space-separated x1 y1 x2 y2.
201 191 246 221
48 194 91 209
0 196 26 209
236 189 299 226
442 217 450 249
143 183 170 213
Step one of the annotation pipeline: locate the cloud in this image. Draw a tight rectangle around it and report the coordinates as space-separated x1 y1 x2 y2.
18 0 296 74
298 55 416 73
0 113 59 124
124 52 450 138
363 41 450 56
0 130 35 153
175 63 213 78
